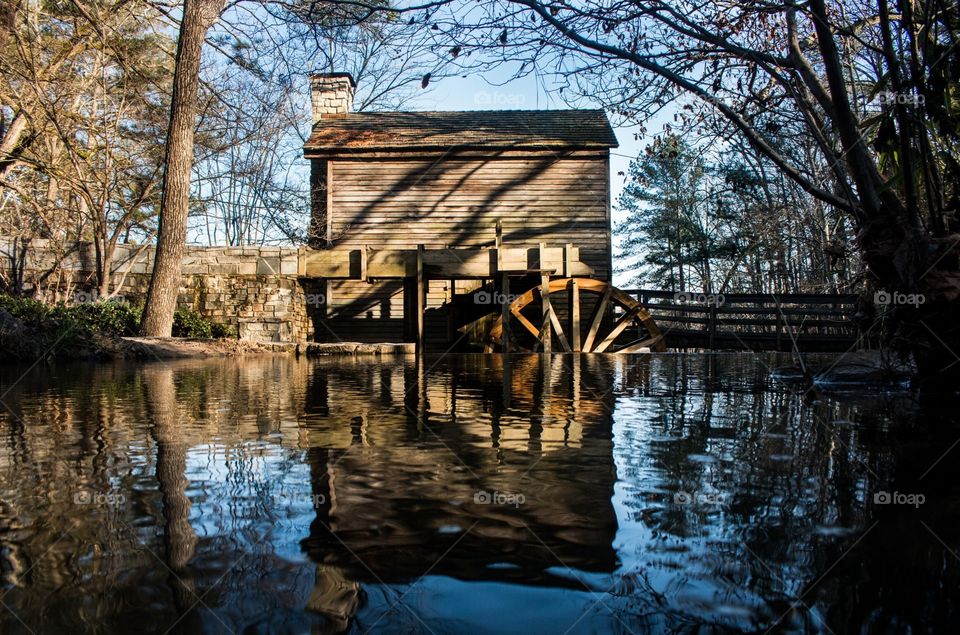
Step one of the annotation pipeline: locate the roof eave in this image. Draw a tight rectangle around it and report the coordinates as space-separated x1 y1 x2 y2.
302 142 619 158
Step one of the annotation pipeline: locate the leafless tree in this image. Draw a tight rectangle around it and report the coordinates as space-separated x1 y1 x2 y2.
418 0 959 379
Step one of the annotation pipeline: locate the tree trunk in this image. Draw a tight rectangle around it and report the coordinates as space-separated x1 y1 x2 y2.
0 111 28 179
807 0 960 385
140 0 223 336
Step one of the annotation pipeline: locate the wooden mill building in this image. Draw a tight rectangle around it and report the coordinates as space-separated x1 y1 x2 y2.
304 73 620 347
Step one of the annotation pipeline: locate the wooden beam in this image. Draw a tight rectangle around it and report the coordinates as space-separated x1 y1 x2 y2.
303 246 593 279
540 247 551 353
500 272 511 351
402 277 415 342
563 243 573 278
325 161 334 247
569 279 581 352
545 302 572 352
583 285 612 352
447 278 455 343
497 221 509 351
593 306 641 353
495 219 503 273
511 305 542 339
416 244 424 352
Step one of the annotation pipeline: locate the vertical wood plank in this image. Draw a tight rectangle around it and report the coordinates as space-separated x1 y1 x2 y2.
539 242 551 353
497 221 510 350
709 305 717 350
604 153 613 282
446 278 455 343
416 244 425 352
495 220 503 273
569 279 581 352
325 160 334 247
324 280 331 319
500 273 511 351
402 277 414 342
540 270 552 353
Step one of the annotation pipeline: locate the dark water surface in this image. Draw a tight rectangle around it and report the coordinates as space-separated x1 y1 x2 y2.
0 354 957 634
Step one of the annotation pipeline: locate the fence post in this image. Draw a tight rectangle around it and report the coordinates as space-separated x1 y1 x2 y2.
776 304 783 350
708 305 717 349
777 309 783 351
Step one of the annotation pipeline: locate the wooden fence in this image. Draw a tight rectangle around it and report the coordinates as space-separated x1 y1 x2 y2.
622 289 867 352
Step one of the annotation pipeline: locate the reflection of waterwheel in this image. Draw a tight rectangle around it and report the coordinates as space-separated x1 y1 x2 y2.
486 278 665 353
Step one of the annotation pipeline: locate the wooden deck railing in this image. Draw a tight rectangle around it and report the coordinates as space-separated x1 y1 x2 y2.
621 289 865 352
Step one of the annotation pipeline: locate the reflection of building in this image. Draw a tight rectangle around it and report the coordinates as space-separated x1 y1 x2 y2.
300 354 620 589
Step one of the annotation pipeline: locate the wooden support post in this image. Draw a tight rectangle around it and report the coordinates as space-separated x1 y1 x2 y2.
563 243 573 278
416 244 425 352
569 279 581 352
402 277 415 343
539 243 551 353
325 161 334 248
495 220 503 272
541 276 552 353
775 302 784 351
708 305 717 350
496 221 510 350
501 273 511 351
447 278 455 343
360 244 368 282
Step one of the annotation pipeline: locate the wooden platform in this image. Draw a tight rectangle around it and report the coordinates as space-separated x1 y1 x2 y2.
299 245 593 279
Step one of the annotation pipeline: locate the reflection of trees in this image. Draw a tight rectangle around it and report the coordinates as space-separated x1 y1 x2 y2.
142 365 200 632
610 354 959 632
0 355 956 633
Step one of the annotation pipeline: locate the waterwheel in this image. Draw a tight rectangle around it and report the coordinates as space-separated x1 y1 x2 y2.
486 278 665 353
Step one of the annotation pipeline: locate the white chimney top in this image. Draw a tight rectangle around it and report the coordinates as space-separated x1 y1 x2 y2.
310 73 355 124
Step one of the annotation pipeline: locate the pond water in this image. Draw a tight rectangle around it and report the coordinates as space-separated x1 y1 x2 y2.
0 353 957 634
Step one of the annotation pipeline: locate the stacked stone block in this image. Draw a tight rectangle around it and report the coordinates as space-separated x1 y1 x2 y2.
0 237 311 343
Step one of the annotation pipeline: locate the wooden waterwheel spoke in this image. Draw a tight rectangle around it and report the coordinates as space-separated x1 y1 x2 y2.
593 306 642 353
582 285 613 352
487 277 665 353
511 305 542 340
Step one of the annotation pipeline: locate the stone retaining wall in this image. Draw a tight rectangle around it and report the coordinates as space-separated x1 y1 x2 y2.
0 238 311 343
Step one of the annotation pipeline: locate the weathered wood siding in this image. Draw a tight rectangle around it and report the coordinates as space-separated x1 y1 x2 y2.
315 151 611 343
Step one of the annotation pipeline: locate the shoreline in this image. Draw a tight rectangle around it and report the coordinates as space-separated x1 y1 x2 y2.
120 338 417 359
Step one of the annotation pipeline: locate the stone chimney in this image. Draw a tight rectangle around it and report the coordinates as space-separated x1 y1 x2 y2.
310 73 355 123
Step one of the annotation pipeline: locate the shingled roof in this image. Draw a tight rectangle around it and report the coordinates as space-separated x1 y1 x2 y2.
303 110 619 154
